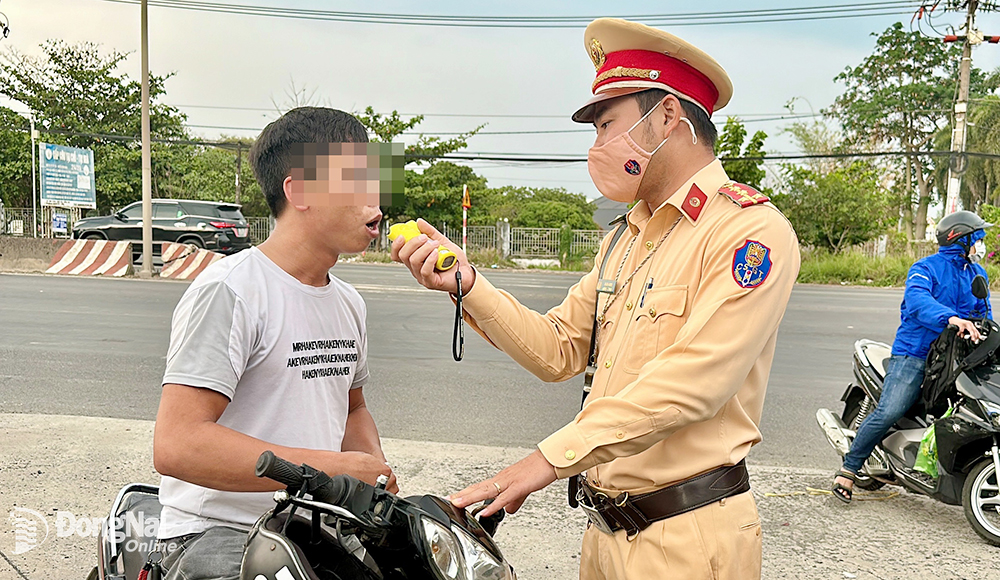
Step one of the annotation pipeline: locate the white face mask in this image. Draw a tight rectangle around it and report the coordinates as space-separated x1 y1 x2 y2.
970 239 987 263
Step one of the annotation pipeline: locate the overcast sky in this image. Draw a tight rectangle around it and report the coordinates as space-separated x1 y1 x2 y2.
5 0 1000 200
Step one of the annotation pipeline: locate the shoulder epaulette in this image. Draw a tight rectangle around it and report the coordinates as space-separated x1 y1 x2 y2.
718 181 770 208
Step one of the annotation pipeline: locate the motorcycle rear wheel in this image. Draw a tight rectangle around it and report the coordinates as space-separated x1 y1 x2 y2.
842 394 887 491
962 458 1000 546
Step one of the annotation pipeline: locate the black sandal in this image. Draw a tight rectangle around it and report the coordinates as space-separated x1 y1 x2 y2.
832 470 857 504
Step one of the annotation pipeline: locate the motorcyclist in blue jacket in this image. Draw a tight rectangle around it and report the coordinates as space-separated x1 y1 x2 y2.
833 210 993 502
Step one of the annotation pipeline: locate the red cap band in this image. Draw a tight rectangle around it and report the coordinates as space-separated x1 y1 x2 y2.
593 49 720 115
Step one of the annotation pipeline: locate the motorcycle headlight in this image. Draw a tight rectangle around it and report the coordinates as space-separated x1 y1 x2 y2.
451 524 514 580
421 516 466 580
981 400 1000 429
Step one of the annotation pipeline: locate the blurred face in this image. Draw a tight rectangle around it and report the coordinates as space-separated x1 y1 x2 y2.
284 142 392 255
289 145 382 207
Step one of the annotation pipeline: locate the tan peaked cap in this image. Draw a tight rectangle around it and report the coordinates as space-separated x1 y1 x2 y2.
572 18 734 123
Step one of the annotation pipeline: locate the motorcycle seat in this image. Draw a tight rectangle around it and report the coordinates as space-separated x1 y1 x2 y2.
862 342 892 380
114 490 162 580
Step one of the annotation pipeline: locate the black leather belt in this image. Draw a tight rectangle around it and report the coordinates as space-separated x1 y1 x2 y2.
576 460 751 536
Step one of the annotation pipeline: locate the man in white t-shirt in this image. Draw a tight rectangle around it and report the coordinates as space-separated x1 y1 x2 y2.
153 107 395 580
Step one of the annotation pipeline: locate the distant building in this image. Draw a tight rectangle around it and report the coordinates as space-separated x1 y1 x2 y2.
592 196 628 230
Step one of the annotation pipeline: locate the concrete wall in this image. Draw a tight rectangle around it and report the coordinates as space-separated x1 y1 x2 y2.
0 236 65 272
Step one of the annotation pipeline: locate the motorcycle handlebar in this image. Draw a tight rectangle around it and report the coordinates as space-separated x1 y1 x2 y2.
255 451 352 506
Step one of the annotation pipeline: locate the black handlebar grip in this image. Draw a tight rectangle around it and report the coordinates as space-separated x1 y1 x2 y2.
310 474 353 506
255 451 306 489
255 451 355 506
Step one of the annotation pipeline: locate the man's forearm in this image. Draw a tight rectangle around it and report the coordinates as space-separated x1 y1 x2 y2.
341 402 386 462
154 420 340 492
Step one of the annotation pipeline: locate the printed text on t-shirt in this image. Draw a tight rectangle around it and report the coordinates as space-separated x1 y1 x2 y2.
288 339 358 380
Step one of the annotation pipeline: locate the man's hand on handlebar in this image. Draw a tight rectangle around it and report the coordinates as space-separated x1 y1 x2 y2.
326 451 399 494
949 316 983 343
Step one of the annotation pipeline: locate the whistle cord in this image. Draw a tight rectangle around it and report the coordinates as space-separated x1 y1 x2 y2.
453 269 465 362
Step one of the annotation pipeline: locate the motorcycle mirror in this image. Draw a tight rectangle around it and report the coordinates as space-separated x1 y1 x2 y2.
472 499 505 537
973 275 989 300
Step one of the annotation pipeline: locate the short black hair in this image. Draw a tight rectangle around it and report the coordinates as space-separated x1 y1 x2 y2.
632 89 717 150
249 107 369 217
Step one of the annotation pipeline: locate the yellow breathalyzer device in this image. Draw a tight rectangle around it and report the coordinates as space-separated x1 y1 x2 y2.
388 221 458 272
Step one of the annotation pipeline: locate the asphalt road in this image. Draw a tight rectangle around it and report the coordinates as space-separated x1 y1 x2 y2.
0 265 924 471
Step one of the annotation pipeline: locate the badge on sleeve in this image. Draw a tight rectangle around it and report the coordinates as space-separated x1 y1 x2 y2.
732 240 772 288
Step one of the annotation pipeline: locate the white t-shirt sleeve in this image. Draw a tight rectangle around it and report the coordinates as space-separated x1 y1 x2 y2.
352 300 369 390
163 280 253 400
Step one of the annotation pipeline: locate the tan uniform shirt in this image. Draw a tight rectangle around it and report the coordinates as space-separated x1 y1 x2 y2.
460 159 799 495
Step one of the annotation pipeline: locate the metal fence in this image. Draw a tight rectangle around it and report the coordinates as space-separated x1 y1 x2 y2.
440 225 499 252
851 236 936 260
2 207 80 238
247 217 271 245
571 229 604 258
508 227 563 258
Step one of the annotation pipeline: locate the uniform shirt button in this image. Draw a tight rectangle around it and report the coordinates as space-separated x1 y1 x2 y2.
645 241 654 250
625 301 632 310
604 360 612 368
565 450 576 460
648 307 656 317
615 430 625 439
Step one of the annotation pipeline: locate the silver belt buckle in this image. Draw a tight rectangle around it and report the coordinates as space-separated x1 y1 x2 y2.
576 488 615 535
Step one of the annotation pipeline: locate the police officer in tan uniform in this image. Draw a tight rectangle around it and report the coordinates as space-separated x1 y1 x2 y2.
391 18 799 580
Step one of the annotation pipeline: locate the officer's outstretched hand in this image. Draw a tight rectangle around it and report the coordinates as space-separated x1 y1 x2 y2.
949 316 983 343
390 218 476 296
448 449 558 517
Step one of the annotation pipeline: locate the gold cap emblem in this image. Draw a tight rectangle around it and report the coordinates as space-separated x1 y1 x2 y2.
589 38 606 71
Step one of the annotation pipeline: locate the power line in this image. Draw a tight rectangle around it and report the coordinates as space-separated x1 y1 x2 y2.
183 123 596 135
94 0 922 28
182 114 823 135
31 127 1000 164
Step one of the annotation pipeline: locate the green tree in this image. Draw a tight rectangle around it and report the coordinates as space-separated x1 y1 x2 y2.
389 161 487 227
932 95 1000 209
481 186 597 228
714 117 768 190
825 22 997 240
773 161 892 253
0 40 189 210
515 200 597 229
354 107 483 165
0 107 30 207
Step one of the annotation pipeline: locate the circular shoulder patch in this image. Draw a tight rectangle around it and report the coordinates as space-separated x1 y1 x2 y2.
732 240 772 288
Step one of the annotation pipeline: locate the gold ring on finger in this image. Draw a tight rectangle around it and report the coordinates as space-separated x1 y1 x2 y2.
493 481 502 496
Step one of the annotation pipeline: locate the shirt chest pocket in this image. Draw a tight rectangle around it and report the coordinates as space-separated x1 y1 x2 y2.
622 285 688 374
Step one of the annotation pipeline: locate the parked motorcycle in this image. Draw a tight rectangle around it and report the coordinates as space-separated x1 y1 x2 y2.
89 451 515 580
816 277 1000 545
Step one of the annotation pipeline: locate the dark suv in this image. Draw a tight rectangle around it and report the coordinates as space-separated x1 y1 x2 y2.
72 199 252 255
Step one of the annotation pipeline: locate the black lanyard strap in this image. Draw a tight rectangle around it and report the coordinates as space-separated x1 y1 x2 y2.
453 269 465 362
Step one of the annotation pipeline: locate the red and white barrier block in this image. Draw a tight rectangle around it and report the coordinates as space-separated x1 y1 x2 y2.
159 242 223 280
45 239 133 277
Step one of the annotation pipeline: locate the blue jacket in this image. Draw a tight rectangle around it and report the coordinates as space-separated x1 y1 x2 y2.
893 230 991 358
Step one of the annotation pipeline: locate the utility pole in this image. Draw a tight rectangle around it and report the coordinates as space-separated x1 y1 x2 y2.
139 0 153 277
30 114 37 238
944 0 980 215
235 142 242 205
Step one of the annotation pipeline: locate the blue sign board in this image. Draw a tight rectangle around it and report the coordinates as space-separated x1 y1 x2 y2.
52 213 68 234
39 143 97 209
